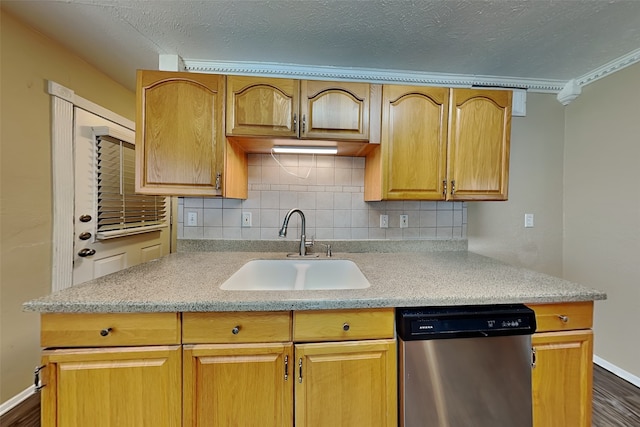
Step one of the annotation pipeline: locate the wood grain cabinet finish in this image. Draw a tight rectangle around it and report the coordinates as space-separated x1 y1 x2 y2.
226 76 379 143
41 312 181 347
365 86 511 201
183 309 397 427
183 343 294 427
528 302 594 427
295 339 397 427
136 70 247 198
41 345 181 427
448 88 512 201
365 85 449 200
182 311 291 343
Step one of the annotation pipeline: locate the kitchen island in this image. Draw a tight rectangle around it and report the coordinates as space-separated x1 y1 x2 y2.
25 249 605 427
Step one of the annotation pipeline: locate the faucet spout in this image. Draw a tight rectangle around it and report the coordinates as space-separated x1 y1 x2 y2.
279 208 311 256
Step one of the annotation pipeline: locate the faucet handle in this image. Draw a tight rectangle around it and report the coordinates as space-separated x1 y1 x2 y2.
305 235 315 248
319 243 332 257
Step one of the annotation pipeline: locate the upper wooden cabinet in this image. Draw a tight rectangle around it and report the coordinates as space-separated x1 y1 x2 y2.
226 76 380 144
365 86 511 201
448 89 511 201
226 76 299 138
136 70 247 198
365 85 449 200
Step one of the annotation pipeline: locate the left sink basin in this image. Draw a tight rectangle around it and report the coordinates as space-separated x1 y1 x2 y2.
220 259 371 291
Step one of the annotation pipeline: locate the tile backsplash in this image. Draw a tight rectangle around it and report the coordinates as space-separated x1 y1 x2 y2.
177 153 466 241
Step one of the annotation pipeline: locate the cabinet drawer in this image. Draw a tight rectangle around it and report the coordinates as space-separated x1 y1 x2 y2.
527 302 593 332
293 308 394 342
41 313 181 347
182 311 291 343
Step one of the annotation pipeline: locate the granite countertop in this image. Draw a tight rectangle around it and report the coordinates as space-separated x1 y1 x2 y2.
23 249 606 313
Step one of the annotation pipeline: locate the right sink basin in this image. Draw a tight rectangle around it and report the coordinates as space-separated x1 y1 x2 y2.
220 259 371 291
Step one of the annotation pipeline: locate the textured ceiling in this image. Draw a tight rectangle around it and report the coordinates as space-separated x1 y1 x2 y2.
3 0 640 91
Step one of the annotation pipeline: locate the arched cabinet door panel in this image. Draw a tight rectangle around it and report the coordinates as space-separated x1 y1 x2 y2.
448 89 511 201
136 70 226 197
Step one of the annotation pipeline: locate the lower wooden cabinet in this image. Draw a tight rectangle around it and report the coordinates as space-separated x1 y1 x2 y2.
40 345 181 427
182 309 396 427
183 343 294 427
38 305 596 426
183 339 396 427
529 302 594 427
295 339 397 427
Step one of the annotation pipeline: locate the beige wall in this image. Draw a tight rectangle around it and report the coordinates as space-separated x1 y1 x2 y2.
470 67 640 378
468 93 565 277
563 63 640 378
0 9 135 402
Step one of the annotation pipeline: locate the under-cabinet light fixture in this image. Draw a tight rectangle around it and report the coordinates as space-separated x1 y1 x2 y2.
272 146 338 155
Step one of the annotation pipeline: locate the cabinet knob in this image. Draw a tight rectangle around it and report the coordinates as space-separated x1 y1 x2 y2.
100 328 112 337
343 323 350 331
79 214 92 222
558 315 569 323
232 326 240 335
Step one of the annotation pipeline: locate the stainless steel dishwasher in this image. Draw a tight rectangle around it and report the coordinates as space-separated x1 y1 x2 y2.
397 304 537 427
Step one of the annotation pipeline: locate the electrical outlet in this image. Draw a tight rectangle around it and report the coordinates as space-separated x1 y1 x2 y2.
380 214 389 228
186 211 198 226
242 212 252 227
400 214 409 228
524 213 534 228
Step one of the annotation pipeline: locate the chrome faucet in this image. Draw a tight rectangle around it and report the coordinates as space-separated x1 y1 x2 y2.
278 208 314 256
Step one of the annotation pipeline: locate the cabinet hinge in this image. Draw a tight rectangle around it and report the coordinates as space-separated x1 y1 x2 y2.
34 365 46 392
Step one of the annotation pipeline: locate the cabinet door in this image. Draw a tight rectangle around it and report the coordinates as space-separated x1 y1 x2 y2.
532 330 593 427
448 88 511 200
183 343 294 427
226 76 299 137
136 70 224 196
41 346 181 427
381 85 449 200
295 339 397 427
300 81 370 140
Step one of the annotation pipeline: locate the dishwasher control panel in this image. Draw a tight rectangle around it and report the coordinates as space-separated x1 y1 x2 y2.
397 304 536 340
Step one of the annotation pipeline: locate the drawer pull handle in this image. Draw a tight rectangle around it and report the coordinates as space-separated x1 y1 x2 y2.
343 323 350 331
232 326 240 335
558 315 569 323
100 328 112 337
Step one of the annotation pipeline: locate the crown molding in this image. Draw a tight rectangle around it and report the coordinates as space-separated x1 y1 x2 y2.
181 48 640 105
576 47 640 87
182 59 565 93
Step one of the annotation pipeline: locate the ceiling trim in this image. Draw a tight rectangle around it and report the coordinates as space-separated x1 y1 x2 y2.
183 59 566 93
576 47 640 87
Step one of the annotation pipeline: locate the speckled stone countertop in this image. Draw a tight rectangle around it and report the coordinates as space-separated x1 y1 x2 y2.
23 250 606 313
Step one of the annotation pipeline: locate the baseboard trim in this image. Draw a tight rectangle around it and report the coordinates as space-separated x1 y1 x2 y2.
594 355 640 388
0 385 35 417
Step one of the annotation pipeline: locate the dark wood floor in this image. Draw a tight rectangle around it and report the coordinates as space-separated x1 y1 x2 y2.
592 364 640 426
2 364 638 426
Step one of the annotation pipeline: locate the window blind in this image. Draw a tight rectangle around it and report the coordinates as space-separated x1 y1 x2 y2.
96 135 166 239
